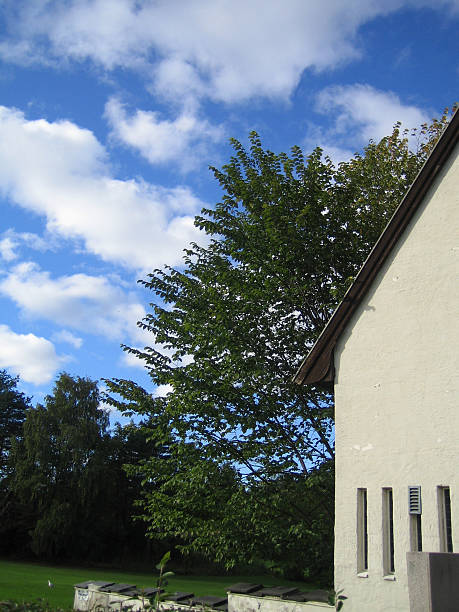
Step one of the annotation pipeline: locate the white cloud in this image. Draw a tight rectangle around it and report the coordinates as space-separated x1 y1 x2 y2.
153 384 173 398
0 261 150 345
310 84 431 163
151 57 208 105
105 97 224 170
17 231 54 252
318 145 356 166
2 0 457 103
0 105 204 270
0 324 64 384
121 350 148 370
0 236 18 261
98 399 119 415
0 229 55 261
52 329 83 349
0 259 196 375
98 383 119 414
317 84 430 143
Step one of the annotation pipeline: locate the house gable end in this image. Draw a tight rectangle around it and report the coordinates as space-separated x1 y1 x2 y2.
294 110 459 386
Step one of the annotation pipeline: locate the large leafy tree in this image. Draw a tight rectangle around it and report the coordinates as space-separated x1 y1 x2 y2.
11 372 109 558
9 372 166 562
0 370 31 553
0 369 30 479
107 114 450 579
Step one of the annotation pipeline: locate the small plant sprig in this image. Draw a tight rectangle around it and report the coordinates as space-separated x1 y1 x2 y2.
327 588 347 611
107 552 175 612
152 551 174 611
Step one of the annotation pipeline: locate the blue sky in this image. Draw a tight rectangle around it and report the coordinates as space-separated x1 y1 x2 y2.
0 0 457 420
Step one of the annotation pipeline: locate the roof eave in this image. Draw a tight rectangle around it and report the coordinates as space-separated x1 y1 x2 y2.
294 109 459 386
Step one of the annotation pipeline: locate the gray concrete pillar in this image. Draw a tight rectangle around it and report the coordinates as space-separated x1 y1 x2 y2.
407 552 459 612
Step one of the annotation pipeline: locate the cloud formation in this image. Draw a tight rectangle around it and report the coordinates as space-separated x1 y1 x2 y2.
105 98 224 170
0 229 54 261
0 261 149 345
52 329 83 349
317 84 431 143
0 106 204 270
0 324 64 384
0 236 17 262
311 84 431 162
153 383 173 398
2 0 457 103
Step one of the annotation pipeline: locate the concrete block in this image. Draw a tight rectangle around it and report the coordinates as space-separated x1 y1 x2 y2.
407 552 459 612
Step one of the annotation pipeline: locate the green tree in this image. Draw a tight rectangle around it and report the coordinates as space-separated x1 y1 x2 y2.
0 369 30 479
9 372 166 562
0 370 31 553
106 113 451 580
11 372 109 558
87 419 169 564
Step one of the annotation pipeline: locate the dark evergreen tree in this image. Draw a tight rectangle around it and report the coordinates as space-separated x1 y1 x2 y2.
0 369 32 554
8 372 168 562
0 369 30 479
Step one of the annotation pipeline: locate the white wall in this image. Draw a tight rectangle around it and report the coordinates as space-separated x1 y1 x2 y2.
333 142 459 611
227 593 332 611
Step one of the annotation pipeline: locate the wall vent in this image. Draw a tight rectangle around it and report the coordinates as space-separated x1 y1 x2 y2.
408 486 422 514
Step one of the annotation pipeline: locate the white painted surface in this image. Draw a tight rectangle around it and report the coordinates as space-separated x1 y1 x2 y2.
228 593 332 611
333 142 459 611
73 585 155 612
73 585 131 611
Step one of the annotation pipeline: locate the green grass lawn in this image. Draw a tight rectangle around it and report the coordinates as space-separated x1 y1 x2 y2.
0 559 319 609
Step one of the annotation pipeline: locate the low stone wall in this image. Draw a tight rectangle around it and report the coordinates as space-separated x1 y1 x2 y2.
74 580 333 612
228 593 333 611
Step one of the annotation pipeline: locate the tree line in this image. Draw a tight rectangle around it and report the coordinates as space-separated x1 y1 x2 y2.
0 370 166 565
0 111 452 583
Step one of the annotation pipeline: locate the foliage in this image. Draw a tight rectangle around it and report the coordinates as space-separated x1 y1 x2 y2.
0 370 32 554
10 373 108 558
106 111 451 578
0 600 68 612
327 588 348 611
0 369 31 479
148 550 174 611
8 373 156 561
0 559 317 608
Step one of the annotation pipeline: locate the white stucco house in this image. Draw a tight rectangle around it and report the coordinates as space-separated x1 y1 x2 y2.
294 109 459 611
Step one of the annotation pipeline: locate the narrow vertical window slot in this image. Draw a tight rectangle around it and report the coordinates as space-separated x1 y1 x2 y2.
410 514 423 551
408 486 422 552
438 486 453 552
382 488 395 575
357 488 368 573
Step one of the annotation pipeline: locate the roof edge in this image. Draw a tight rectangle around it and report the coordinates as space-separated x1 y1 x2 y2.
294 109 459 386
